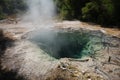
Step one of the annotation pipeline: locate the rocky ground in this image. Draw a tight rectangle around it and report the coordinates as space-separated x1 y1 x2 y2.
0 19 120 80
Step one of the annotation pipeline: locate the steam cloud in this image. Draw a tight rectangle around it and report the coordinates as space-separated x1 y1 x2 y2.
23 0 59 57
22 0 57 49
23 0 56 23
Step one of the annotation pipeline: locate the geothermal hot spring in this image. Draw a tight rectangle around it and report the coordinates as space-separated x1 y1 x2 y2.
22 0 93 59
1 0 120 80
21 0 103 59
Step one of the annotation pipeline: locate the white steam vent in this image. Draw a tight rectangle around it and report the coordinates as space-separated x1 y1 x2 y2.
24 0 56 22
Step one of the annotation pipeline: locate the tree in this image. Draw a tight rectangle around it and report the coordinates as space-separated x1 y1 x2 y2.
82 0 115 25
82 2 99 22
0 0 26 19
55 0 90 20
55 0 120 27
111 0 120 26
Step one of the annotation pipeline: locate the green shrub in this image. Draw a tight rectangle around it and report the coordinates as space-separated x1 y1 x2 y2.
0 6 6 20
0 0 26 19
55 0 120 27
82 2 99 22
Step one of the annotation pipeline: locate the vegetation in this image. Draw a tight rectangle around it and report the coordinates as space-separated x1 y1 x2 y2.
0 0 26 19
55 0 120 27
55 0 89 20
0 0 120 27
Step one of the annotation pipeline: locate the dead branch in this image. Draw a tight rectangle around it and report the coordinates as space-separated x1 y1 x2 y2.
68 58 89 62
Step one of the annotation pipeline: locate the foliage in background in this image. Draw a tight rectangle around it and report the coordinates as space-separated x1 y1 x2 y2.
0 0 26 19
82 0 115 25
111 0 120 26
54 0 89 20
0 0 119 27
55 0 120 27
